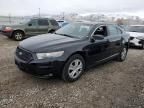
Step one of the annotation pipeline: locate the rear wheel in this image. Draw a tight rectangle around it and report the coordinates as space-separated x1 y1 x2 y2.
62 54 85 82
48 30 55 34
12 31 24 41
141 43 144 49
117 46 128 62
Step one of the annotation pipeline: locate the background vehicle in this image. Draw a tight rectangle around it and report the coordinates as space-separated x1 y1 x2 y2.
1 18 59 41
57 20 69 27
128 25 144 49
0 25 2 32
15 22 129 82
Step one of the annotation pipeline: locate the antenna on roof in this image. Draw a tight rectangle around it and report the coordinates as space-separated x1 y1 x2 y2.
62 12 64 20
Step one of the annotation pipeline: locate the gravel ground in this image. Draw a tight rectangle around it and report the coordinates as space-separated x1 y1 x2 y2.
0 34 144 108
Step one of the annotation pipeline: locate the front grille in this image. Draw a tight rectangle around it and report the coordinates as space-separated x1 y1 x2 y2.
16 47 33 62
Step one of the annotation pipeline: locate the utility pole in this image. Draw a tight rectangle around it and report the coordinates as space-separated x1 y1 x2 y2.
62 12 64 20
39 8 40 18
9 13 11 24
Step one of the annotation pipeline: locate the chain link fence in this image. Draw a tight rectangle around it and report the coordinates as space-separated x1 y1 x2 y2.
0 16 30 30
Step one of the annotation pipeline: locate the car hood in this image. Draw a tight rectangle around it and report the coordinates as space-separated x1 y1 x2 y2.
19 34 80 52
128 32 144 38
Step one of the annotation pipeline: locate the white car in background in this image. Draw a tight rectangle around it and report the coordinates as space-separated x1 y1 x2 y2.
128 25 144 49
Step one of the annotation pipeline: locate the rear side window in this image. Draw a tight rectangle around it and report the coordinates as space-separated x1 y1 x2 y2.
108 25 118 35
38 19 49 26
50 20 59 26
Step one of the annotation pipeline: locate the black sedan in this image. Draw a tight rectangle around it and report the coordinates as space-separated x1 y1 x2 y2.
15 22 129 82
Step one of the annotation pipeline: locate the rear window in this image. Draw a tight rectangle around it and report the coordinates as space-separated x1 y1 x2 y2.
50 20 59 26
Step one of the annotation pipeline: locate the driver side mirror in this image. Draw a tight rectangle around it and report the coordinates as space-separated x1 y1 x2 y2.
28 23 32 26
90 34 105 42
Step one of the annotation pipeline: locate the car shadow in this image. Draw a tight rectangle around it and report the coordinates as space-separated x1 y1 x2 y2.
25 59 117 84
129 46 142 50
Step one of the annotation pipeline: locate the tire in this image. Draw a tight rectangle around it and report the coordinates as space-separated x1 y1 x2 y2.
141 43 144 49
12 31 24 41
117 46 128 62
62 54 85 82
48 30 55 34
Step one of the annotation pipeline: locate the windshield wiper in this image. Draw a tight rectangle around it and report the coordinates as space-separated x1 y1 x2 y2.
55 33 75 38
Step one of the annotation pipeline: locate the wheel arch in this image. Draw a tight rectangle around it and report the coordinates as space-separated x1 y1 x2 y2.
11 29 25 37
48 29 55 33
122 37 129 50
65 51 87 69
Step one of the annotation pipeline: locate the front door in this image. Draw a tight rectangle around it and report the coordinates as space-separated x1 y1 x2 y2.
25 19 39 36
86 25 110 64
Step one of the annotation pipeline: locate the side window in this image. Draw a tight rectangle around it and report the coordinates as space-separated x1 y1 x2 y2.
28 19 37 26
108 25 118 35
94 26 108 36
50 20 59 26
38 19 49 26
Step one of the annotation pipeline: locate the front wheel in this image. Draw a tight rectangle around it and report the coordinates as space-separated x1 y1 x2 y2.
12 31 24 41
62 54 85 82
117 47 128 62
48 30 55 34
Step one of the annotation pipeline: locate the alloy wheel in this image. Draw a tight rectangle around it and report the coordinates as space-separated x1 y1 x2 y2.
68 59 83 79
121 47 127 60
15 33 23 40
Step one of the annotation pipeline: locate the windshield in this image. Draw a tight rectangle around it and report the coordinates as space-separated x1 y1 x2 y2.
55 23 93 38
129 26 144 33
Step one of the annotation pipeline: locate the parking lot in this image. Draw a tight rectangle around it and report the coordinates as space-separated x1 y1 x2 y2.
0 34 144 108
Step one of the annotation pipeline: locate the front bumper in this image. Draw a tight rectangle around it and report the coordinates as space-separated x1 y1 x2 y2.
1 31 12 37
15 55 65 77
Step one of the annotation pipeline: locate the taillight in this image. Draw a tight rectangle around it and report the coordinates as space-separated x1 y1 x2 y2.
3 27 13 32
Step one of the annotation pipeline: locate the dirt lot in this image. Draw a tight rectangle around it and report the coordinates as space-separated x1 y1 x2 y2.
0 34 144 108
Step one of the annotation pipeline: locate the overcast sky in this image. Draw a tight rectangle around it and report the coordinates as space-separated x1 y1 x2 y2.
0 0 144 17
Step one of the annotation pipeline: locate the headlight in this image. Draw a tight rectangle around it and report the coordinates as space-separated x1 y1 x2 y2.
36 51 64 60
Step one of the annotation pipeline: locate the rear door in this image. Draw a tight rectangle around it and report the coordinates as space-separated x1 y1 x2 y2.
107 25 122 55
37 19 49 34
